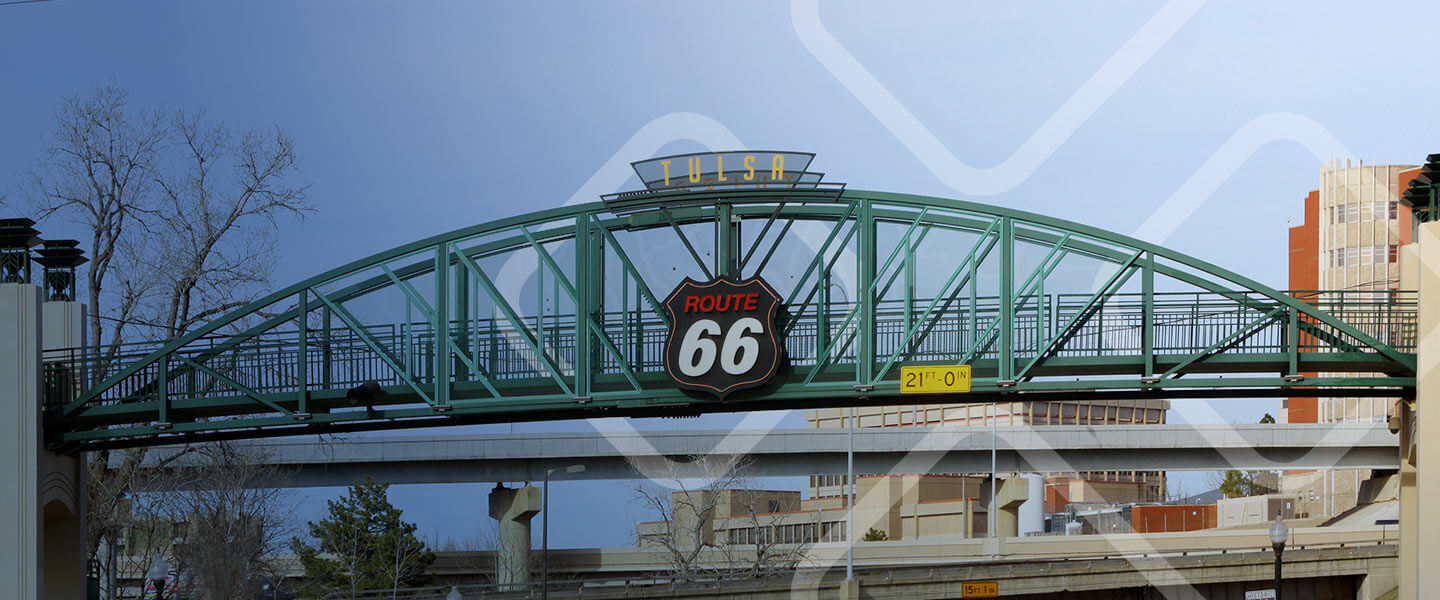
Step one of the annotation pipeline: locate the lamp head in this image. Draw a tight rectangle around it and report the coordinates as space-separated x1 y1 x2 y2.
147 559 168 582
1268 516 1289 546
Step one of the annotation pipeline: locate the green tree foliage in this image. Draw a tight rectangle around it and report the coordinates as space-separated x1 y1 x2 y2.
861 527 889 542
292 477 435 597
1216 414 1281 498
1218 470 1275 499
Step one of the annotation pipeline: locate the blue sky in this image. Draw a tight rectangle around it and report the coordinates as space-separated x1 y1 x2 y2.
4 0 1439 549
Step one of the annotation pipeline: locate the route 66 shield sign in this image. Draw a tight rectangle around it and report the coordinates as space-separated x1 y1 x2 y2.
663 276 783 398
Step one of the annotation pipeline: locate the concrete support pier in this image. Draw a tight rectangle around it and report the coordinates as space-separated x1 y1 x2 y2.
993 476 1030 538
1408 221 1440 599
2 283 44 599
488 483 540 587
1 282 89 600
41 300 87 600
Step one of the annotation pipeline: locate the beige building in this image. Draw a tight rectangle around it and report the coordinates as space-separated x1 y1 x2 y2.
1311 160 1411 425
637 476 989 548
807 399 1170 517
1282 159 1416 520
1216 494 1300 528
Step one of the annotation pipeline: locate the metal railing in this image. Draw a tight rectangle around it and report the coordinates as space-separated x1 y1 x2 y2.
41 290 1417 413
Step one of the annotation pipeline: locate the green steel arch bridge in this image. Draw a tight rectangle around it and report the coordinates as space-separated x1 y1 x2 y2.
40 168 1418 451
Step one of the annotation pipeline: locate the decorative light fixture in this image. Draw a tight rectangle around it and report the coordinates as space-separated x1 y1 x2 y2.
147 559 170 599
33 239 87 301
1269 513 1289 600
0 218 42 284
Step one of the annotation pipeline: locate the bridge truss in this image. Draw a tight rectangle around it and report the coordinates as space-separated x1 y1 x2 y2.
42 188 1417 450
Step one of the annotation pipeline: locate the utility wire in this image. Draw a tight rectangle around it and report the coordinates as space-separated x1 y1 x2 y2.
0 0 56 6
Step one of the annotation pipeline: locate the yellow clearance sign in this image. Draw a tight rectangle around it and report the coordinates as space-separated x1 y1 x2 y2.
899 365 971 394
960 581 998 597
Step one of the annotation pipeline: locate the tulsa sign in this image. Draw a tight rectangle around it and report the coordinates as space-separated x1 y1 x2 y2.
662 276 783 398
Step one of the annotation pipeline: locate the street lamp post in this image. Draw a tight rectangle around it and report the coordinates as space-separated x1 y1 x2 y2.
543 464 585 600
846 405 855 581
1269 514 1289 600
146 560 168 600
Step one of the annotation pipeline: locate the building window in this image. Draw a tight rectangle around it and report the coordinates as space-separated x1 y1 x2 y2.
768 500 782 513
1391 201 1399 219
1390 245 1400 263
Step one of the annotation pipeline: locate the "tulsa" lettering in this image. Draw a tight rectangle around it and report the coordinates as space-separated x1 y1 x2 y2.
659 154 786 187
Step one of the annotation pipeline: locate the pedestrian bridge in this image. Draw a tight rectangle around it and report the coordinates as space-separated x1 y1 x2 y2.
40 164 1418 451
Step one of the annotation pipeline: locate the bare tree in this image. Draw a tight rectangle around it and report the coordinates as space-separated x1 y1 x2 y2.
145 111 309 339
723 486 811 577
104 478 179 600
27 84 167 357
474 516 530 586
155 442 298 600
631 454 811 581
87 447 196 600
632 455 743 581
378 525 431 599
27 84 310 349
26 84 311 594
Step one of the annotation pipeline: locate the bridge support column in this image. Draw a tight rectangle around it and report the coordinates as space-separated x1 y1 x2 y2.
41 301 87 600
993 477 1028 538
1 285 85 600
1408 221 1440 599
488 483 540 587
1 283 43 599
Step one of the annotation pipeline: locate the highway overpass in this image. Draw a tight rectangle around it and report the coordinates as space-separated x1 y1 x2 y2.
138 423 1399 486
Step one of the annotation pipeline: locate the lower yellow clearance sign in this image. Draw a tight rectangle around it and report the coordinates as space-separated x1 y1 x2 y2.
899 364 972 394
961 581 998 597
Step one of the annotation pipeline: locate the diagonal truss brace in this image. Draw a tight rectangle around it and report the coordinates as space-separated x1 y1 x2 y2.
380 265 504 399
781 200 860 312
662 208 714 280
1014 251 1142 379
451 244 574 396
175 355 294 416
1162 306 1286 379
803 209 932 382
594 216 670 328
962 233 1081 366
310 289 435 405
781 224 861 339
870 219 1001 383
517 229 643 390
740 202 790 273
